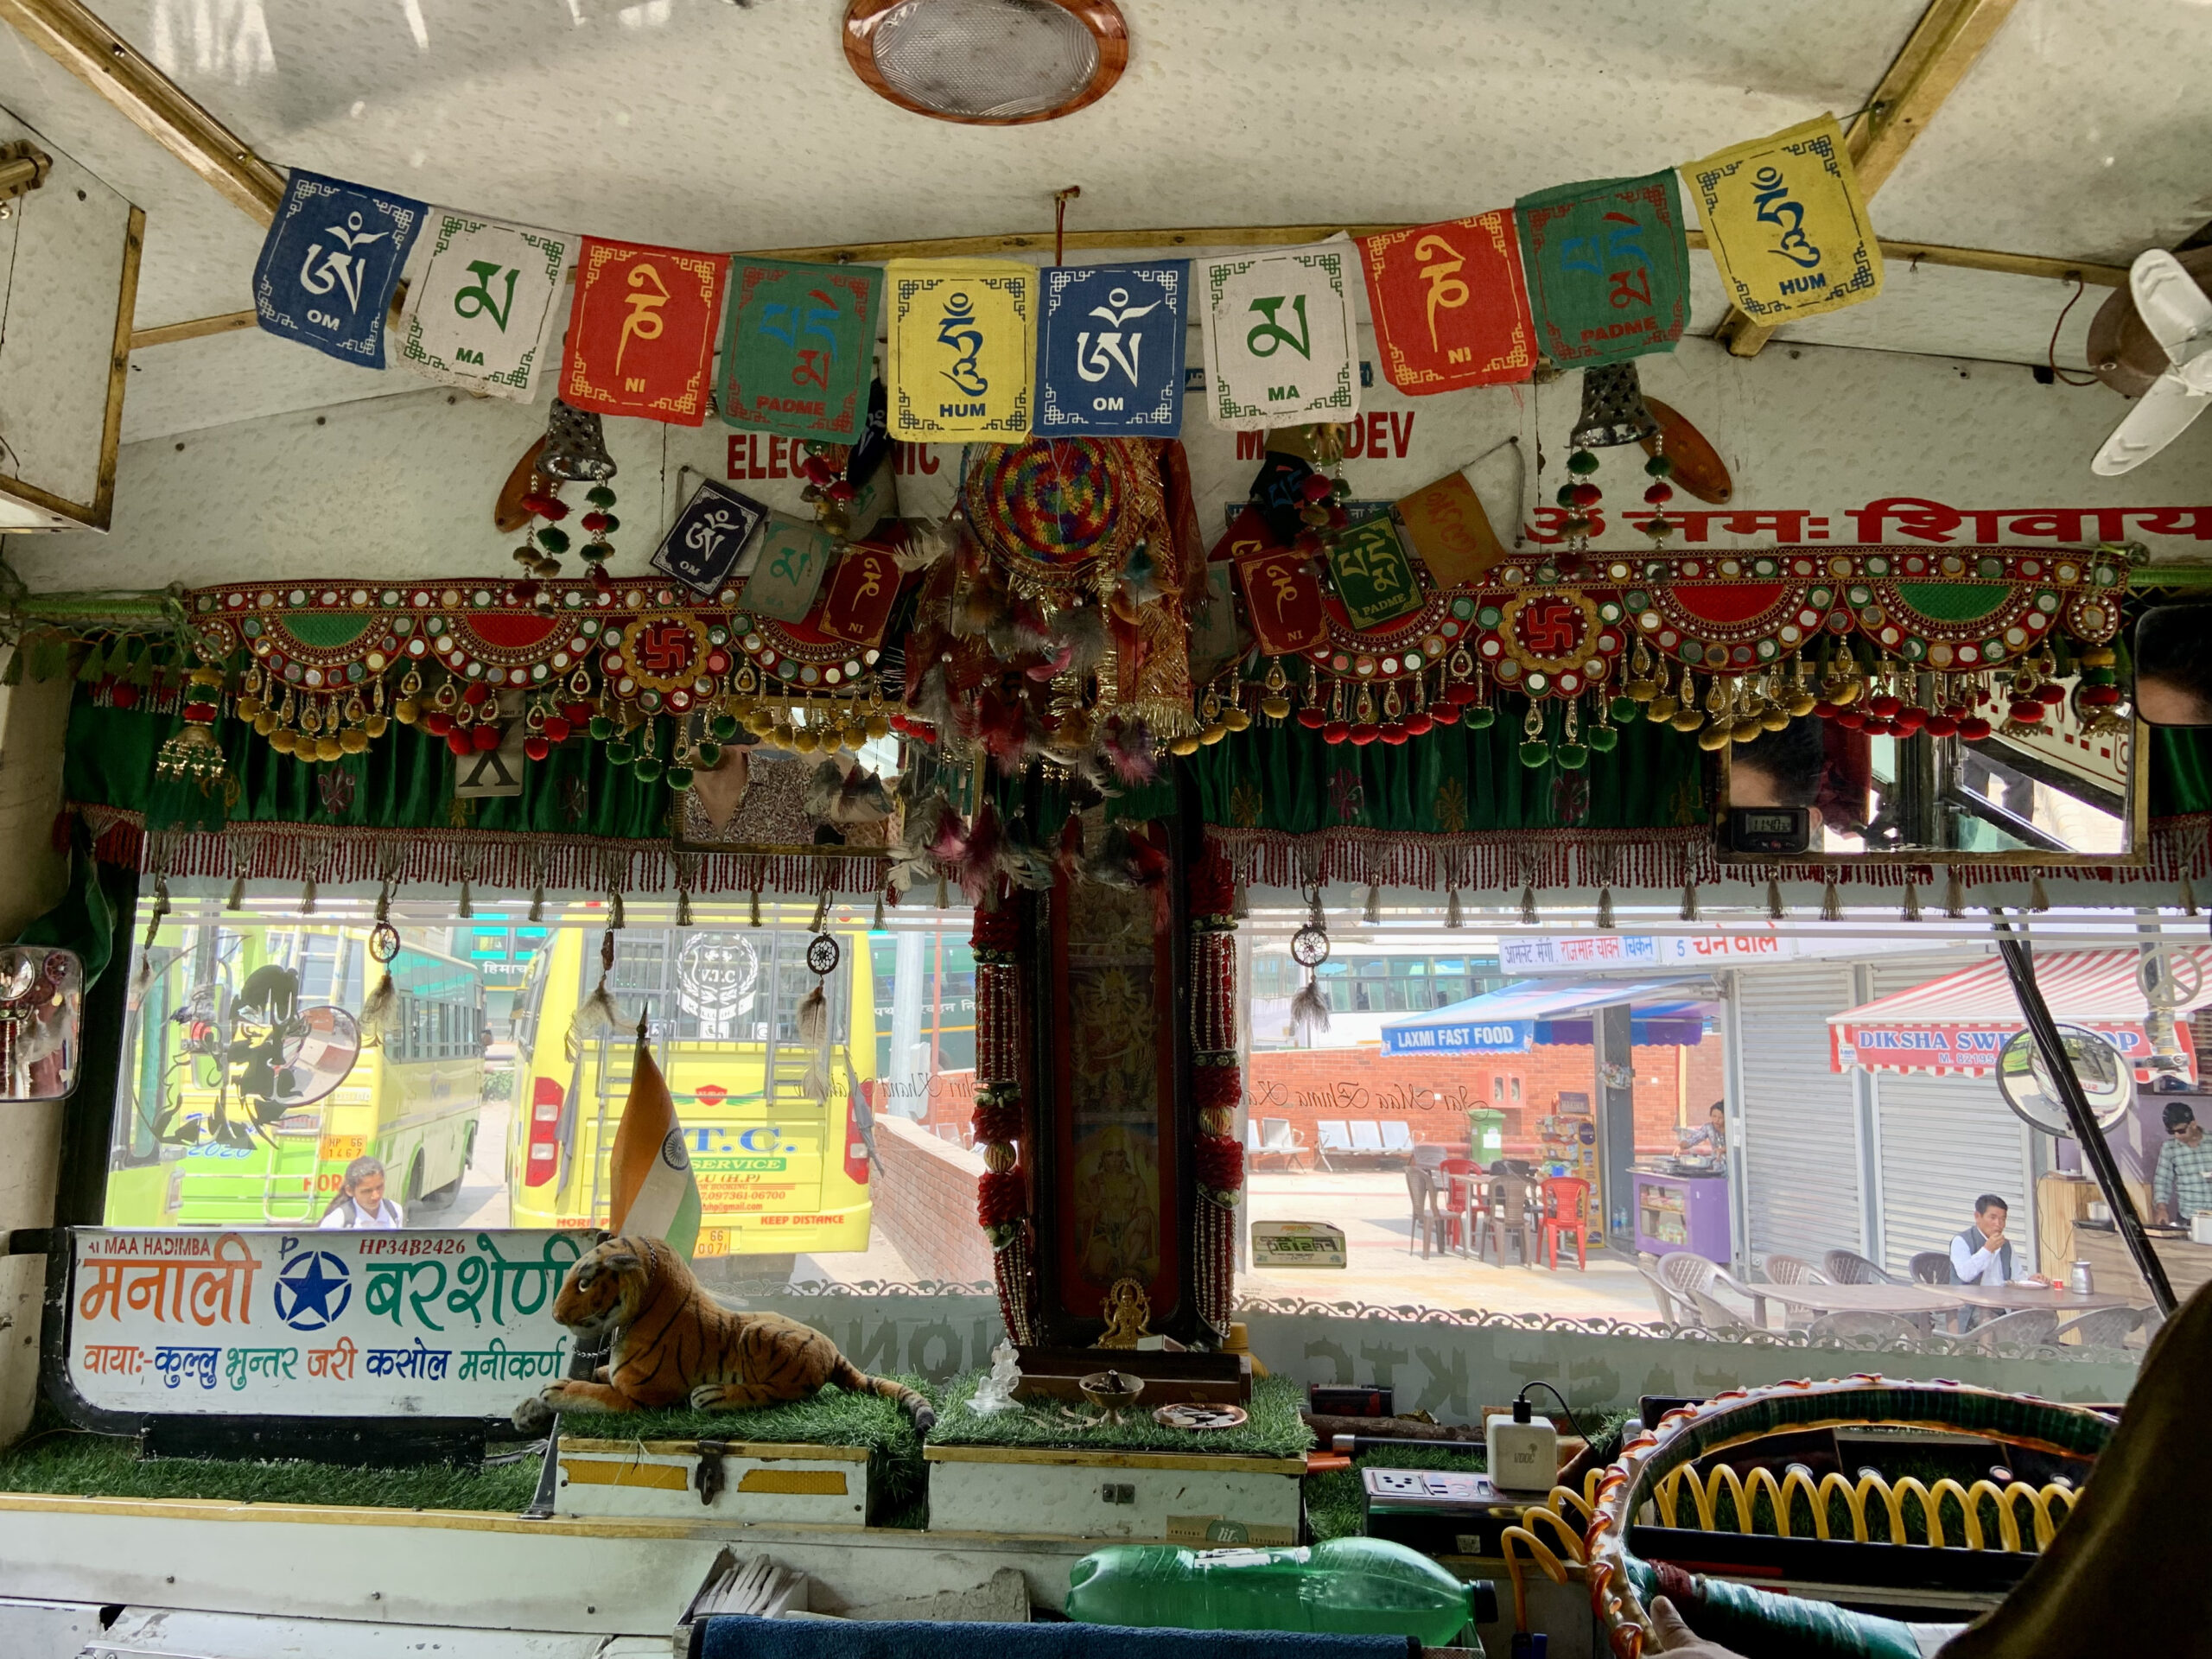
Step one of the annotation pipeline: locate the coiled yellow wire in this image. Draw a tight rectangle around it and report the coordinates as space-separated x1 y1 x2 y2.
1649 1461 2075 1551
1501 1486 1594 1635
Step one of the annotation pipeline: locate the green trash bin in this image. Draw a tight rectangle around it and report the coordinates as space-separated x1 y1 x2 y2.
1468 1107 1506 1166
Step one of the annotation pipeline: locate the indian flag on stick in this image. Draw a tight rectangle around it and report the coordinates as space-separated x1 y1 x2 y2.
607 1018 702 1257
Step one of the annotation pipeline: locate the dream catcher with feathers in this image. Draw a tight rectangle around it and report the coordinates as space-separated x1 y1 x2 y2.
1289 887 1332 1044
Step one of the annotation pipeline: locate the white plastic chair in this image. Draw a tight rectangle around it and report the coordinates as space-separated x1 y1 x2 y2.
1379 1121 1414 1158
1254 1118 1309 1171
1350 1121 1387 1159
1315 1121 1353 1169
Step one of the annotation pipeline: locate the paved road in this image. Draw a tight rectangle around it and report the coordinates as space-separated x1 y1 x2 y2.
415 1090 512 1229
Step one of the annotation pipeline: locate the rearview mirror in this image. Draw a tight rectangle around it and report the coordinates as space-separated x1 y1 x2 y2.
2134 603 2212 726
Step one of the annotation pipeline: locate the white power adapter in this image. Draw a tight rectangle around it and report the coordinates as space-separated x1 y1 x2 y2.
1486 1396 1559 1493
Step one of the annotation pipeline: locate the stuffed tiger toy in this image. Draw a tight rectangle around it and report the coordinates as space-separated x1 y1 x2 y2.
513 1235 936 1431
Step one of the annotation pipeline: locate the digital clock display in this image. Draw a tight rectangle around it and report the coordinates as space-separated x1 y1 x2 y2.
1726 804 1812 855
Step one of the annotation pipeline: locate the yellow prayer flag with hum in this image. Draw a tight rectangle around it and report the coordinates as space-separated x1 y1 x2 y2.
1682 116 1883 324
887 259 1034 442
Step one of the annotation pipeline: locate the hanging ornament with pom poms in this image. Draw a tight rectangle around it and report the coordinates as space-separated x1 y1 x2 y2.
360 879 402 1046
1560 361 1661 567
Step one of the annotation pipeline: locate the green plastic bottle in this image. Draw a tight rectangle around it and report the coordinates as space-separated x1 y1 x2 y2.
1065 1536 1484 1649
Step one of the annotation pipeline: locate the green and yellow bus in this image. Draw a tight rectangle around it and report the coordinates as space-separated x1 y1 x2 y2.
105 924 486 1226
506 922 877 1258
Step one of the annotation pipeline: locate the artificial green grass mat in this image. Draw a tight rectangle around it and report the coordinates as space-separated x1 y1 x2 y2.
0 1408 539 1510
555 1374 932 1516
930 1371 1314 1459
1306 1441 1489 1543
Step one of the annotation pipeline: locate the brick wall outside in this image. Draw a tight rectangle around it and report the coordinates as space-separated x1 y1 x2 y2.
1247 1039 1726 1159
871 1115 995 1286
901 1037 1727 1166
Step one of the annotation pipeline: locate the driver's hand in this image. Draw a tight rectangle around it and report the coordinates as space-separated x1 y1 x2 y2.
1649 1597 1749 1658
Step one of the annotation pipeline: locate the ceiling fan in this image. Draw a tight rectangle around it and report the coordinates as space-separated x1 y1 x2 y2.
2089 249 2212 475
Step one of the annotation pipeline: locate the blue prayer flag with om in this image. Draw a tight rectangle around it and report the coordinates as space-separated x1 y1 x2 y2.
253 169 426 368
1034 261 1189 436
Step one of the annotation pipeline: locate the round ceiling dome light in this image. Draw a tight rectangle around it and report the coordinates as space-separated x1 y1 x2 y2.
843 0 1128 125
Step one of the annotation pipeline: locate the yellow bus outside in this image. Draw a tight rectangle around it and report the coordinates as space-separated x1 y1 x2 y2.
105 924 486 1227
506 919 877 1257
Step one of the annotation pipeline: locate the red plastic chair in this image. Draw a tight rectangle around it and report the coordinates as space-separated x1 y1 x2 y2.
1540 1177 1592 1271
1438 1157 1481 1255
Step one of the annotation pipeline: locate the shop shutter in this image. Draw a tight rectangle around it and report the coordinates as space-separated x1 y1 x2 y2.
1735 962 1866 1264
1863 950 2033 1274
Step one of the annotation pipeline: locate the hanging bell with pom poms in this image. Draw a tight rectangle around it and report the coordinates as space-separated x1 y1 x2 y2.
539 398 616 482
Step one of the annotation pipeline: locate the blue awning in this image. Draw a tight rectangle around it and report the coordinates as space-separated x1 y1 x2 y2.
1380 976 1709 1056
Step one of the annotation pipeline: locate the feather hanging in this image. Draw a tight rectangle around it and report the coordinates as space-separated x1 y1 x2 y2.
1765 875 1783 921
1363 883 1382 924
225 865 247 912
909 663 956 734
2030 874 2050 913
749 886 762 928
1023 639 1076 683
2183 874 2201 918
529 873 546 924
1054 605 1110 681
975 690 1035 773
797 982 828 1048
1900 878 1922 923
1084 822 1142 889
836 768 893 825
1446 887 1463 929
457 878 473 919
1233 879 1250 922
1821 873 1843 922
872 887 887 931
989 597 1053 660
1595 887 1615 930
609 889 626 930
1103 719 1157 787
1290 972 1331 1044
1127 828 1170 889
567 951 622 1063
300 876 316 916
1679 879 1700 923
810 889 831 935
1520 883 1538 926
1055 813 1087 879
997 836 1057 893
677 887 693 928
956 801 1004 905
360 968 397 1047
896 516 957 572
951 563 1009 639
804 758 846 820
1944 868 1966 919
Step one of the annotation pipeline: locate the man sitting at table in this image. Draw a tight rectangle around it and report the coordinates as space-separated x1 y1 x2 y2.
2151 1099 2212 1226
1951 1193 2016 1284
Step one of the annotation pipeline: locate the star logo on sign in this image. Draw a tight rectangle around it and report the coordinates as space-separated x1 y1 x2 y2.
273 1249 353 1331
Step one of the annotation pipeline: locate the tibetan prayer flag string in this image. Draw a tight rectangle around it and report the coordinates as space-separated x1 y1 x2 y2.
1395 467 1508 588
1326 512 1425 631
1198 240 1360 429
650 477 767 599
887 259 1034 442
561 236 725 426
393 210 572 401
1685 115 1883 323
252 169 425 368
1034 260 1189 436
741 513 837 623
817 540 904 646
1516 170 1690 367
1359 212 1535 393
718 258 881 442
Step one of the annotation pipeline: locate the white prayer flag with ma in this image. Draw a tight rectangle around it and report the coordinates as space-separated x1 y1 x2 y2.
395 210 573 402
1198 238 1361 430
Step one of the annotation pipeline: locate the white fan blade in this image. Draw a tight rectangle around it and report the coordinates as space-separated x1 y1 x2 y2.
2131 250 2212 370
2092 369 2211 475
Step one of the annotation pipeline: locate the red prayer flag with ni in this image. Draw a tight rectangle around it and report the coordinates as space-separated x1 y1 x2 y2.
1360 212 1535 393
562 236 726 426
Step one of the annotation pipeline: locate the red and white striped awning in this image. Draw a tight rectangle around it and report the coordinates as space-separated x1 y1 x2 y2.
1829 948 2212 1081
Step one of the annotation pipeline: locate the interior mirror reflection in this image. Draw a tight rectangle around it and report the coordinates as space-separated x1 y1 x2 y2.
1724 705 2139 860
2134 603 2212 726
